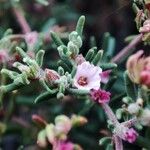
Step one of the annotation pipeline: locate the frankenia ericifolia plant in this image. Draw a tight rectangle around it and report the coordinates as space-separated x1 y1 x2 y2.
0 0 150 149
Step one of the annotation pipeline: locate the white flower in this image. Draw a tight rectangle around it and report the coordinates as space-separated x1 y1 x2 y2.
73 61 102 90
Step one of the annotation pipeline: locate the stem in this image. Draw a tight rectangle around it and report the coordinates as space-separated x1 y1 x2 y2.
0 63 7 107
121 117 137 128
12 6 31 34
102 103 119 125
7 34 25 40
112 34 143 63
114 135 123 150
4 92 17 122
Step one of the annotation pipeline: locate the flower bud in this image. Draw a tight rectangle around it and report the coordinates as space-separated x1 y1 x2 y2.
124 128 138 143
114 125 138 143
71 115 88 126
74 144 83 150
139 19 150 33
140 68 150 88
90 89 111 104
127 103 141 115
54 115 72 135
32 114 47 127
37 129 47 148
45 69 60 85
75 54 86 65
54 141 74 150
45 124 55 144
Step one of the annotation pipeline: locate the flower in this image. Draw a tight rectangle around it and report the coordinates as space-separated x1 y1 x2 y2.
90 89 111 104
75 54 86 65
54 115 72 135
100 70 111 84
139 19 150 43
73 62 102 90
124 128 138 143
140 65 150 88
114 126 138 143
139 19 150 33
54 141 74 150
126 50 150 86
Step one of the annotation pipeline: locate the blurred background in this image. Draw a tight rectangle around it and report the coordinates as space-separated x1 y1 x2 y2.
0 0 142 150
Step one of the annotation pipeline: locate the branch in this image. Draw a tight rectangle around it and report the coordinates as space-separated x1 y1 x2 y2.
12 6 31 34
112 34 143 63
114 135 123 150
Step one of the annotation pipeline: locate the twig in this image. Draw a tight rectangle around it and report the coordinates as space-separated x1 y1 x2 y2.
102 103 119 125
122 117 137 128
112 34 143 63
12 116 30 128
12 6 31 34
114 135 123 150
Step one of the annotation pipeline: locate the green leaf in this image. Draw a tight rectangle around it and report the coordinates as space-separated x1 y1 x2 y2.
50 32 64 47
99 137 111 146
35 0 49 6
34 91 56 103
76 15 85 37
124 71 137 100
85 47 96 62
99 63 117 70
92 50 103 65
36 50 45 67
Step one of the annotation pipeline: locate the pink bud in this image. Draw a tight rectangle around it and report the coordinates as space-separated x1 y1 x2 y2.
32 114 47 127
140 69 150 88
55 115 72 135
124 128 138 143
75 54 86 65
100 70 111 84
37 130 47 148
90 89 111 104
54 141 74 150
45 69 60 85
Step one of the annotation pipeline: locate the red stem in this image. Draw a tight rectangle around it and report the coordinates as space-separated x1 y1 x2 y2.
12 7 31 34
114 135 123 150
112 34 143 63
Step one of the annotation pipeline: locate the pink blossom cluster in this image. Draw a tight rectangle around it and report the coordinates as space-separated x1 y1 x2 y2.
90 89 111 104
124 128 138 143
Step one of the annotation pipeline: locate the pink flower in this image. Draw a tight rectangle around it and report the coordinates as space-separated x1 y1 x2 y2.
54 141 74 150
139 19 150 33
100 70 111 84
124 128 138 143
140 66 150 88
90 89 111 104
73 62 102 90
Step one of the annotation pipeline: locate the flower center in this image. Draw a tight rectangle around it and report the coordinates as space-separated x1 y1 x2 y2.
77 76 88 86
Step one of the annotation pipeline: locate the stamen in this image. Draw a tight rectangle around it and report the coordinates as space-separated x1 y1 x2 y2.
77 76 88 86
